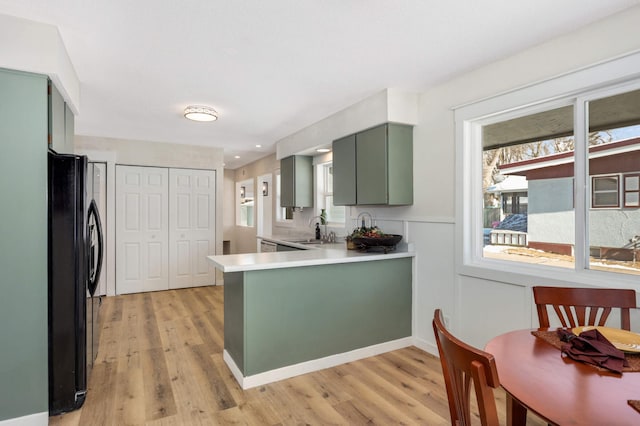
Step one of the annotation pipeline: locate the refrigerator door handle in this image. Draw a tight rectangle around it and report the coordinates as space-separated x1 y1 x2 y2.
87 199 103 296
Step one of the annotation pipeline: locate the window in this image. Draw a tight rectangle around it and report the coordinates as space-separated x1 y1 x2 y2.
457 55 640 279
481 105 576 266
592 175 619 208
624 174 640 207
275 172 293 223
317 162 345 225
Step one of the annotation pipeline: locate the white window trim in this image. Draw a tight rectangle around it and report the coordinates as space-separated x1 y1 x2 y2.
455 51 640 289
313 157 345 227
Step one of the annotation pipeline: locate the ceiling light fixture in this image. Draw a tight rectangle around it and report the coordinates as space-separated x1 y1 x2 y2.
256 144 262 148
184 105 218 122
316 148 331 153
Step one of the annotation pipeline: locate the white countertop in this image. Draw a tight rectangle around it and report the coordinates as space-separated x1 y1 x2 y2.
207 235 414 273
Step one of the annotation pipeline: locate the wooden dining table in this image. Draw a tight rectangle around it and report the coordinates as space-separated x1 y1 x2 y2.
485 329 640 426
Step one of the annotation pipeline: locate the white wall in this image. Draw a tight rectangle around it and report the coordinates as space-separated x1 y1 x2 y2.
277 89 418 159
416 5 640 351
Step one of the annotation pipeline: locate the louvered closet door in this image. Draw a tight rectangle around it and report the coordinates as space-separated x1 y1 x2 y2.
116 166 169 294
169 169 216 289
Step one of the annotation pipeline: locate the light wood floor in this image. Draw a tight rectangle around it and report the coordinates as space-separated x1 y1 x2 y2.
49 286 545 425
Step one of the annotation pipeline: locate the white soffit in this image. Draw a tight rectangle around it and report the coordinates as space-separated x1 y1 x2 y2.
0 14 79 111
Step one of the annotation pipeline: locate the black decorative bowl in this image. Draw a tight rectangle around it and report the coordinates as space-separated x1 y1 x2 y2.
352 234 403 247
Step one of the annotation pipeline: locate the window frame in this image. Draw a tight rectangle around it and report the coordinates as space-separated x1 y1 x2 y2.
623 173 640 208
314 158 346 227
455 51 640 288
591 175 620 208
274 171 294 226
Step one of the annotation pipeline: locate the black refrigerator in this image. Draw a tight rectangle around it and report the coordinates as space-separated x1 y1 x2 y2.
48 150 104 415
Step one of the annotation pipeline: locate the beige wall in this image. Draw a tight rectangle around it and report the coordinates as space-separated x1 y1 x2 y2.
231 154 280 253
75 135 225 294
223 169 236 253
76 135 224 169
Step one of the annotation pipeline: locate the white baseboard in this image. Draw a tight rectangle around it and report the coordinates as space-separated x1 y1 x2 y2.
0 412 48 426
224 336 413 389
412 336 439 357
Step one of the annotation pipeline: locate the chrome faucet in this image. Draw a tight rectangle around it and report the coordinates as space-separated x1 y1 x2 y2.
308 215 323 227
308 215 326 240
356 211 374 229
308 215 335 242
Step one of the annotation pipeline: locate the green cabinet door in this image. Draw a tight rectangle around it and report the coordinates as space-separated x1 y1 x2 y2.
386 123 413 205
0 68 49 421
64 103 74 153
48 81 75 154
280 155 313 207
332 134 356 205
356 124 388 205
335 123 413 206
280 155 295 207
48 81 65 152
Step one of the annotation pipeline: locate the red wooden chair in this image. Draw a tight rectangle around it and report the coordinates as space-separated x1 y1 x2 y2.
532 286 636 330
432 309 500 426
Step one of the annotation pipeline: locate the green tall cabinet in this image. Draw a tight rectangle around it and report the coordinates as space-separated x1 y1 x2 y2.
0 68 49 421
333 123 413 206
48 81 75 153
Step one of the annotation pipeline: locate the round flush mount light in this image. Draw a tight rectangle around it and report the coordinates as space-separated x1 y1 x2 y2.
316 148 331 153
184 105 218 122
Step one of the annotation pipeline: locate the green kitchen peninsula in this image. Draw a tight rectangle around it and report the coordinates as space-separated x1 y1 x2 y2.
207 245 414 389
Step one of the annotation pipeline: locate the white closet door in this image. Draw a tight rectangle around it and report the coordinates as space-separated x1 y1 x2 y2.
169 169 216 289
116 166 169 294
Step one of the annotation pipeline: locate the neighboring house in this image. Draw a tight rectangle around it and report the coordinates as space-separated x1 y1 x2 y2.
485 175 529 246
485 175 529 220
499 137 640 260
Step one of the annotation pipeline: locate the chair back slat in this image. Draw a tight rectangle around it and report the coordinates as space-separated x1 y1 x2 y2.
533 286 636 330
433 309 500 426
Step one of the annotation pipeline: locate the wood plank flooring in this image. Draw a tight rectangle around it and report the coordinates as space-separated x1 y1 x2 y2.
49 286 545 425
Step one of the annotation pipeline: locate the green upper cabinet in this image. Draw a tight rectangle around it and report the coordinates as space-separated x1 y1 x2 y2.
332 134 356 205
280 155 313 208
333 123 413 206
48 81 74 154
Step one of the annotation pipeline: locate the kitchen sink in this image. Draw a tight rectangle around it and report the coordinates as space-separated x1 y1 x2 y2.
287 239 322 245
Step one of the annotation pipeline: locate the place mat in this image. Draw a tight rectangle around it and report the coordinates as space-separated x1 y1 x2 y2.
629 400 640 414
532 329 640 372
